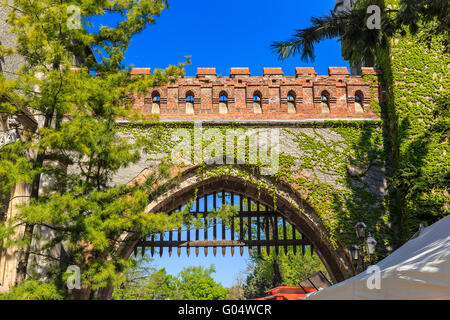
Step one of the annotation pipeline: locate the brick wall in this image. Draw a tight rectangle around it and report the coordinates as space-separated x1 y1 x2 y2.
130 67 381 120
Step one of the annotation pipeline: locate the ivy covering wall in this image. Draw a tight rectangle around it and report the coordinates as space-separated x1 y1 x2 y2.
373 0 449 243
118 118 393 263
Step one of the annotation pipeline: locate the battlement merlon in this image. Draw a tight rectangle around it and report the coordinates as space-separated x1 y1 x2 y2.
128 67 382 121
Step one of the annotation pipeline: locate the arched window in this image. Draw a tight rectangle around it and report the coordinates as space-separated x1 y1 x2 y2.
287 92 296 114
253 92 262 114
152 92 160 114
321 91 330 113
186 92 194 114
219 92 228 114
354 91 364 113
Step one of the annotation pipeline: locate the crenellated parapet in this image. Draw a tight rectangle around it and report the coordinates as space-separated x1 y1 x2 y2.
130 67 381 120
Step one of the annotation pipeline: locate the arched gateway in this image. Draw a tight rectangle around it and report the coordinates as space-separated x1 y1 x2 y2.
98 65 387 299
117 166 354 284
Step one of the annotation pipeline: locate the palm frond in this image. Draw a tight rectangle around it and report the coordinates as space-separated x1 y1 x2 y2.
271 9 367 63
271 0 448 63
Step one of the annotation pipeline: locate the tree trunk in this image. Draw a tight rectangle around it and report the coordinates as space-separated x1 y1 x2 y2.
15 112 55 285
272 259 284 288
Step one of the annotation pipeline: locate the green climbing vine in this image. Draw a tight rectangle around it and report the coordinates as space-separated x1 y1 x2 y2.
368 0 450 243
118 118 392 263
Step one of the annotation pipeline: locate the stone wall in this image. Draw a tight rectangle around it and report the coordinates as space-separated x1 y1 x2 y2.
112 123 387 199
0 4 24 79
129 67 381 120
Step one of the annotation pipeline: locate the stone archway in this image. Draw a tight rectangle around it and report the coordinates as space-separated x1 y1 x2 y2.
115 165 354 285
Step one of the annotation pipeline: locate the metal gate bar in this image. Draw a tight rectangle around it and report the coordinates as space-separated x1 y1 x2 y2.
134 191 312 257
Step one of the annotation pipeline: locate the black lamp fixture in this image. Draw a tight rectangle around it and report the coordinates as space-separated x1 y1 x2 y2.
349 219 376 273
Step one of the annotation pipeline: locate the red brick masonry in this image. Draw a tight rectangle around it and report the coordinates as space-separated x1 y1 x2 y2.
131 67 381 120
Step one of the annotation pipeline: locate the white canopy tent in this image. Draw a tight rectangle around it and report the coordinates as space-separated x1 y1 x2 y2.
307 214 450 299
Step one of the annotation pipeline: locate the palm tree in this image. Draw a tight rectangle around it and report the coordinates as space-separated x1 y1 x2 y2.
271 0 448 65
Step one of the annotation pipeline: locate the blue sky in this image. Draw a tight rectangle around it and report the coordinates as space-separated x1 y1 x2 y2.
93 0 348 77
94 0 346 288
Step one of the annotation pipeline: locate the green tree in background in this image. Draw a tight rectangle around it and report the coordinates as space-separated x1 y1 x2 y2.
0 0 191 299
226 275 245 300
113 256 177 300
0 279 64 300
113 260 227 300
176 265 227 300
271 0 448 66
243 247 328 299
